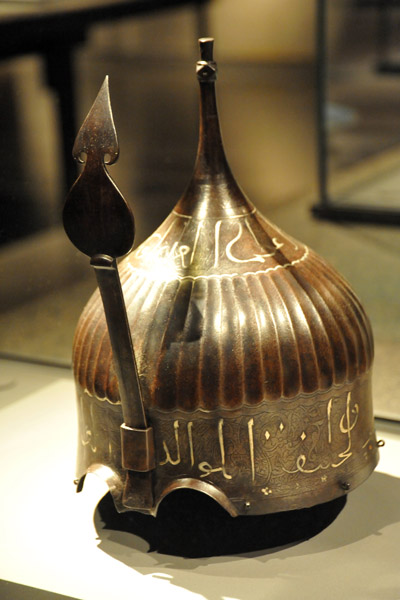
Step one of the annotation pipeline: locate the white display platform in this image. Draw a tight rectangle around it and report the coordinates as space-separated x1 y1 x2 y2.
1 358 400 600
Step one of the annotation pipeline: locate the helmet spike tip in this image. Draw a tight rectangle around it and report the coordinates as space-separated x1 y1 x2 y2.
199 37 214 62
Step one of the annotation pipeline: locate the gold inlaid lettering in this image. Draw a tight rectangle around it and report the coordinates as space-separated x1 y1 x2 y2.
81 428 97 453
187 421 195 467
160 420 181 466
327 397 333 444
199 419 232 480
248 418 255 482
332 392 358 468
213 220 222 267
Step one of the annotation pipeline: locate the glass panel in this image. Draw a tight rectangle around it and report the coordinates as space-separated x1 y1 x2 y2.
0 8 317 367
325 0 400 208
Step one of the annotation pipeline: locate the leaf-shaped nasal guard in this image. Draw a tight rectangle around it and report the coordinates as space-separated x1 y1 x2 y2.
63 77 135 259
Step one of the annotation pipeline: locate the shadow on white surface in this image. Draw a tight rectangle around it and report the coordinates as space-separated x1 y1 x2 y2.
0 359 70 409
93 470 400 599
95 488 347 558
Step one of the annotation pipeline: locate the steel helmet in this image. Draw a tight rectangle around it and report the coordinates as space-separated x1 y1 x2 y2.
64 38 379 520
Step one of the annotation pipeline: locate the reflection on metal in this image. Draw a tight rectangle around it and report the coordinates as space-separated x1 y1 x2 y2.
67 38 379 518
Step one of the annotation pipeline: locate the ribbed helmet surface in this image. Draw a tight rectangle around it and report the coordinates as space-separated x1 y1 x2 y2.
73 39 378 516
76 211 373 409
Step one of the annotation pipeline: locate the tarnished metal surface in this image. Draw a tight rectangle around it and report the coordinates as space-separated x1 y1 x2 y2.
63 77 146 431
121 424 155 472
69 39 379 517
63 78 155 509
63 77 132 259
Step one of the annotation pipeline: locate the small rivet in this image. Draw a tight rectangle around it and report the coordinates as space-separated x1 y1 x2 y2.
340 481 351 491
244 501 251 510
73 479 80 485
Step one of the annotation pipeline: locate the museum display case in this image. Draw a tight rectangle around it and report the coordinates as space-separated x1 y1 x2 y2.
1 2 400 598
